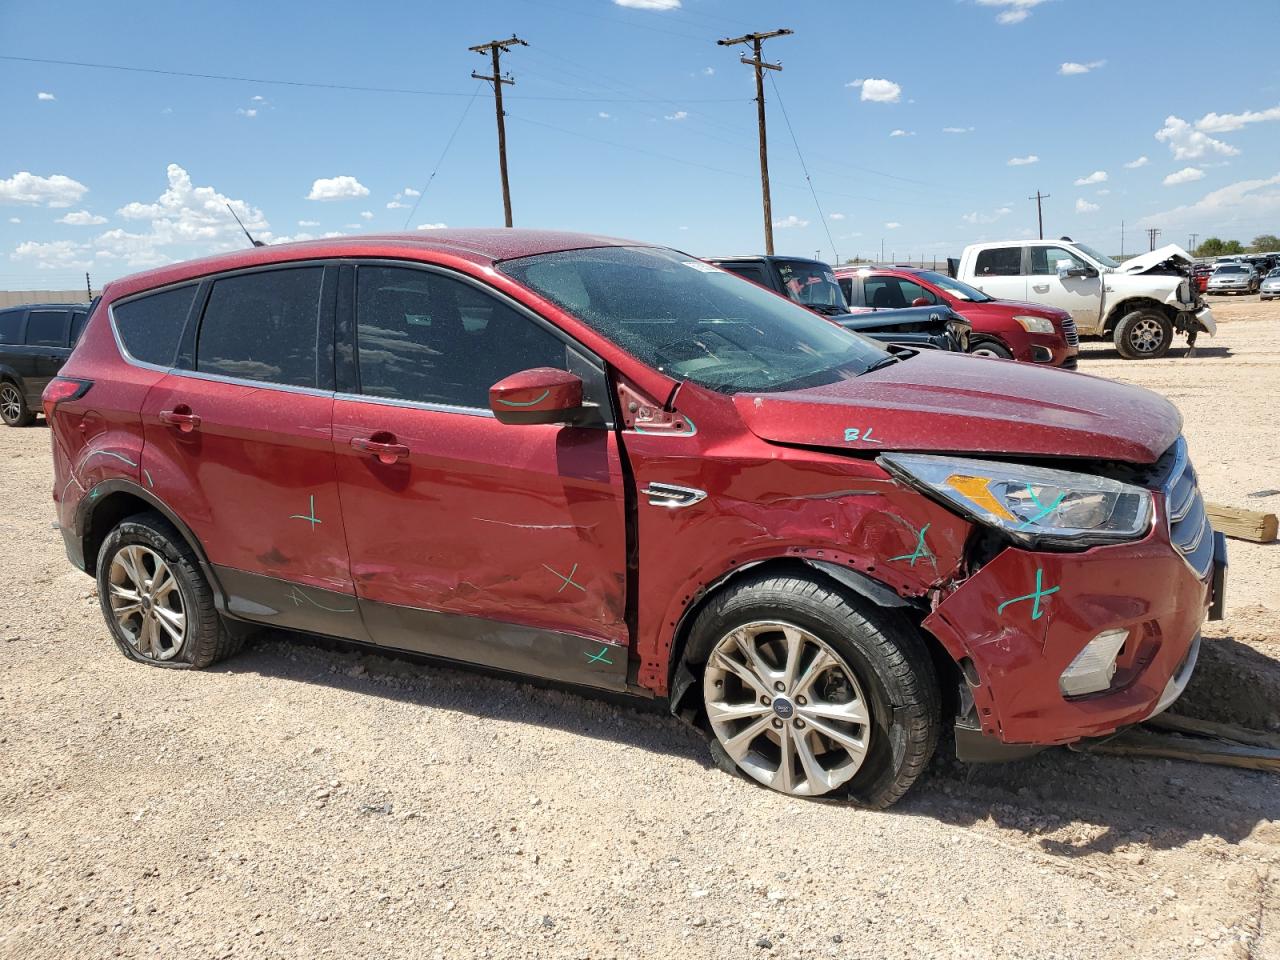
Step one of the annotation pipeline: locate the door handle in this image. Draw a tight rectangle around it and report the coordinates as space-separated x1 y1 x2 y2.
1032 283 1050 293
159 408 201 432
350 436 410 464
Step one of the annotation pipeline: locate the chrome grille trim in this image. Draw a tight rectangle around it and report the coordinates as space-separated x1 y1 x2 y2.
1160 437 1213 580
1061 315 1080 347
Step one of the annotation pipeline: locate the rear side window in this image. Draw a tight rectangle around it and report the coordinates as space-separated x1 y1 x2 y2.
25 309 69 347
974 247 1022 277
70 310 89 344
197 267 323 388
0 310 21 344
719 263 769 285
114 285 198 366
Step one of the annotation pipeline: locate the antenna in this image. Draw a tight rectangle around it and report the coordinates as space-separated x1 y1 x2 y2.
225 203 265 247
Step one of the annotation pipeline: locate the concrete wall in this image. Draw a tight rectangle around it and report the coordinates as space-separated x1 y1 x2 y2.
0 290 94 309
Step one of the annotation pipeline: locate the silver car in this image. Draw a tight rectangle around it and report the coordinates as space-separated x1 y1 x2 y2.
1261 268 1280 301
1207 263 1258 295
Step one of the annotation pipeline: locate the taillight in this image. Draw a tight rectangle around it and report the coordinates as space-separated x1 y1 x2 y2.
42 377 92 410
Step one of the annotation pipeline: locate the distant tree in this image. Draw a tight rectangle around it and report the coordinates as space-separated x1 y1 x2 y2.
1195 237 1245 257
1249 233 1280 252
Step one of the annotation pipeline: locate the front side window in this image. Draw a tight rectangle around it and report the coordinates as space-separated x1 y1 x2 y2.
355 266 567 408
24 309 68 347
196 268 323 388
914 270 992 302
1030 246 1088 276
863 276 936 309
499 246 887 394
113 285 198 367
773 260 847 314
974 247 1022 277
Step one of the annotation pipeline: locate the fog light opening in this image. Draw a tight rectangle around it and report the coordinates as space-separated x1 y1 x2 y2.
1059 628 1129 698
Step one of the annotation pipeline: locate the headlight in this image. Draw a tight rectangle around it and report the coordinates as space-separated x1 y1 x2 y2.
1012 315 1055 334
878 454 1153 548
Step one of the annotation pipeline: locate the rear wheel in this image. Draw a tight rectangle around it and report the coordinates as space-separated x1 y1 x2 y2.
688 572 940 808
970 339 1013 360
1113 309 1172 360
97 512 243 669
0 382 34 427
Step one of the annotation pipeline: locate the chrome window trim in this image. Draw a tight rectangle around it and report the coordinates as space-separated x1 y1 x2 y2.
334 391 495 419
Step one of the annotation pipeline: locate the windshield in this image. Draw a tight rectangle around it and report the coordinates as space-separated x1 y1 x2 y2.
772 260 847 311
1268 269 1280 278
499 246 889 394
1215 265 1246 274
1071 242 1120 268
913 270 992 302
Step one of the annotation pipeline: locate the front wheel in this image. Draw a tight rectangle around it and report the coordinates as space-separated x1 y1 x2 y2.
1113 309 1173 360
0 382 34 427
688 572 940 808
970 339 1013 360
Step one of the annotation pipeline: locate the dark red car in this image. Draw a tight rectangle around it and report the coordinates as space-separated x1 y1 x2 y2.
836 266 1079 369
45 231 1223 807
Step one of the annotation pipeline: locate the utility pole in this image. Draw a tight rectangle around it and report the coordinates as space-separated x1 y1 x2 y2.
1028 190 1049 239
470 34 527 228
1120 219 1125 258
718 28 792 255
1146 227 1161 251
1188 233 1199 254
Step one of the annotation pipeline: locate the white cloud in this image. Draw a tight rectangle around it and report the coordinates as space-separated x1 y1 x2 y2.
613 0 680 7
401 187 421 197
251 95 265 102
37 91 56 101
416 222 448 230
360 210 374 220
298 219 320 227
597 111 611 119
1163 166 1205 187
976 0 1047 24
306 175 370 201
343 223 363 229
1155 115 1239 160
702 66 714 76
56 210 107 226
1195 105 1280 134
1124 155 1149 169
1059 60 1105 76
1096 189 1111 196
848 78 901 103
0 171 89 208
942 126 974 134
664 110 688 121
11 239 94 270
7 217 19 224
828 212 846 220
236 108 258 118
1073 170 1108 186
1074 198 1100 213
889 129 915 137
386 201 408 210
884 221 901 229
1007 154 1039 166
1140 172 1280 231
774 215 809 229
962 206 1012 224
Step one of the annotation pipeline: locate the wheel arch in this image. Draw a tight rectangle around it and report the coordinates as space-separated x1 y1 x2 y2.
665 556 959 720
1102 297 1174 334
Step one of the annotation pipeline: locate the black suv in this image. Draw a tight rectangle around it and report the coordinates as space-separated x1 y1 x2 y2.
0 302 90 426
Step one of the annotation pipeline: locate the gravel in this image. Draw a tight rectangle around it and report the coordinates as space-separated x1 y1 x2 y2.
0 296 1276 959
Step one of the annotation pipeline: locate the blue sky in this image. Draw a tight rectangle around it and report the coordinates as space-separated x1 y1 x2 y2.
3 0 1279 289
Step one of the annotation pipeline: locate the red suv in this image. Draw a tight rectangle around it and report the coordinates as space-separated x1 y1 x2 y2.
46 231 1223 807
836 266 1079 369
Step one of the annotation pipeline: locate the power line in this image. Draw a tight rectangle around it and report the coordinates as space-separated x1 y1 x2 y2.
403 83 485 229
768 73 838 264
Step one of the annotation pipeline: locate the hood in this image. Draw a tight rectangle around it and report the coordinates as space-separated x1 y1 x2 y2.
954 297 1069 320
733 352 1181 464
1116 243 1193 274
834 306 957 333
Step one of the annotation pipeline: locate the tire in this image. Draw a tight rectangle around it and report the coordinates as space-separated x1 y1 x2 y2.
0 381 34 427
686 571 940 808
1113 308 1173 360
96 511 243 669
969 339 1013 360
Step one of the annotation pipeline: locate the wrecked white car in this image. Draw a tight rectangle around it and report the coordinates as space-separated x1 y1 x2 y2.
953 239 1214 359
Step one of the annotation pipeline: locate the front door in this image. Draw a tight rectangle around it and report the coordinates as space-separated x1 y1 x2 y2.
139 264 364 640
331 262 630 690
1026 245 1103 330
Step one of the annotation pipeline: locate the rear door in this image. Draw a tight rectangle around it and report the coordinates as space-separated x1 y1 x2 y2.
969 246 1026 301
1026 245 1102 329
139 264 363 638
21 308 71 401
330 261 630 689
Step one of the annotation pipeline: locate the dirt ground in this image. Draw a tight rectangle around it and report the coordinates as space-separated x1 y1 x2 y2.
1 295 1277 960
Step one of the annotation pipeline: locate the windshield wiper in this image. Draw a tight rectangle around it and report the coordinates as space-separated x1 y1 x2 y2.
863 353 904 374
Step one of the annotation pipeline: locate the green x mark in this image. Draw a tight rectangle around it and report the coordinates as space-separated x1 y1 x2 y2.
889 522 934 567
1016 485 1066 530
585 646 613 666
996 568 1060 621
289 494 323 531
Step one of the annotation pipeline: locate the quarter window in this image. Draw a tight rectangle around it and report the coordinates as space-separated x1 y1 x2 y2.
0 310 22 344
1029 246 1087 275
24 310 69 347
70 310 88 344
974 247 1022 277
355 266 567 408
197 268 323 388
114 285 198 366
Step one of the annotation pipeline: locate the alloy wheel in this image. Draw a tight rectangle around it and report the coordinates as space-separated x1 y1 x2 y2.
1128 317 1165 355
971 346 1003 359
703 620 872 797
108 544 187 661
0 385 21 423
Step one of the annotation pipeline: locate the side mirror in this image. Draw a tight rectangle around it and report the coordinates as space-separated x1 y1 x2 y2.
1057 262 1096 279
910 296 932 307
489 367 584 425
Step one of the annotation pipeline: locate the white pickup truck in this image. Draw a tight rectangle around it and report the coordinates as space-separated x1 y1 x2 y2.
952 239 1215 359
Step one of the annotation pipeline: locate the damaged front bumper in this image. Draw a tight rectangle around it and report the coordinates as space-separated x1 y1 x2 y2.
927 525 1226 759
